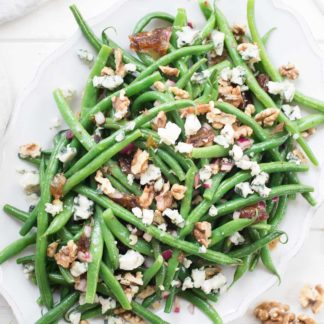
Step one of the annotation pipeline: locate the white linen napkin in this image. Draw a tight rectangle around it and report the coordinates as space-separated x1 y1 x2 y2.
0 0 48 25
0 62 11 137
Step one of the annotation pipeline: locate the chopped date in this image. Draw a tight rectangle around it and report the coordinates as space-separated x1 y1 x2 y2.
186 127 215 147
257 73 270 92
239 202 268 222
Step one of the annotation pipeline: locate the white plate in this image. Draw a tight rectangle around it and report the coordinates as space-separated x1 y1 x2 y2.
1 0 324 323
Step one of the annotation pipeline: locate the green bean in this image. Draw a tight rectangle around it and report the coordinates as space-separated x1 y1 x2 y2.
19 204 39 236
98 209 119 270
249 253 260 271
57 227 74 243
295 114 324 132
65 98 193 177
3 204 29 223
85 205 104 304
132 301 169 324
54 89 95 151
192 145 229 159
198 0 213 20
180 161 197 218
164 250 181 290
247 0 324 114
142 255 164 288
192 288 219 303
16 254 35 264
18 155 41 167
228 230 285 258
216 6 317 165
48 272 71 286
63 130 142 195
164 275 179 313
151 239 165 296
106 160 142 195
102 208 153 256
245 135 288 156
0 232 36 264
74 185 241 265
135 44 214 81
107 175 131 194
81 45 112 113
269 195 289 228
59 266 75 285
261 27 276 45
170 8 187 47
35 292 79 324
100 262 132 310
44 196 74 236
179 291 222 324
230 255 252 288
203 173 225 201
176 58 207 89
156 148 186 181
200 11 216 39
70 5 101 51
260 245 280 281
142 293 159 308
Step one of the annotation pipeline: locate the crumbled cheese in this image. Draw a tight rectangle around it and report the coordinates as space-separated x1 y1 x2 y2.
142 209 154 225
282 104 302 120
235 182 254 198
26 193 40 206
163 208 185 227
233 211 241 219
287 151 301 165
235 155 261 176
267 81 295 102
251 172 271 197
237 43 260 62
211 30 225 56
192 268 206 288
190 70 211 85
201 273 227 294
115 130 125 142
183 258 192 269
127 174 134 185
230 67 246 85
76 48 94 64
20 170 39 195
214 124 235 148
153 177 164 192
106 316 124 324
125 121 136 132
143 233 152 242
94 112 106 126
129 234 138 246
171 280 181 287
182 277 194 291
60 87 75 101
119 250 145 270
158 223 167 232
199 246 207 253
229 232 245 245
93 75 124 90
208 205 218 217
70 261 88 277
176 26 200 48
124 63 137 73
132 207 143 218
229 144 244 161
45 200 63 216
23 263 34 278
57 146 77 163
199 165 213 181
73 194 94 221
293 133 299 140
49 116 62 130
69 312 81 324
175 142 193 153
140 164 162 185
158 121 182 145
98 296 116 314
185 114 201 136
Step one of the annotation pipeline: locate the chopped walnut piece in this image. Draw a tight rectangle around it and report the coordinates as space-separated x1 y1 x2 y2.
271 122 285 134
254 301 295 324
180 103 213 118
233 125 253 140
18 143 41 158
297 314 316 324
169 86 190 100
186 126 215 147
114 48 125 77
112 91 130 120
193 221 212 247
206 111 236 129
279 63 299 80
95 170 117 197
138 185 155 208
119 311 145 324
232 24 246 37
219 85 244 107
159 65 180 77
153 210 165 225
171 184 187 200
155 182 173 212
151 111 167 130
131 149 149 175
300 284 324 314
244 104 256 116
205 266 221 279
101 66 115 76
118 271 143 286
255 108 280 127
137 285 155 299
54 240 78 268
153 81 166 92
292 148 307 164
47 241 58 258
301 128 316 139
50 173 66 199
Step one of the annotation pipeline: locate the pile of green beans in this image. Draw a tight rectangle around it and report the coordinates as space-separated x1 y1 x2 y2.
1 2 322 324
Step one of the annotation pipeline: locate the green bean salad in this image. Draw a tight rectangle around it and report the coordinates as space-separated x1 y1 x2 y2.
2 0 324 323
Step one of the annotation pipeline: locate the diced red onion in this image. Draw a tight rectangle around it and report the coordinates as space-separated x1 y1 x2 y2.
203 181 212 189
165 79 176 87
174 306 181 313
187 21 194 28
272 196 279 203
66 129 74 140
236 137 254 150
120 143 135 155
220 158 235 172
194 173 200 189
162 249 173 260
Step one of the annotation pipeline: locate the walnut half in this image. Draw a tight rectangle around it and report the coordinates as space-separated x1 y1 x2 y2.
300 284 324 314
193 221 212 247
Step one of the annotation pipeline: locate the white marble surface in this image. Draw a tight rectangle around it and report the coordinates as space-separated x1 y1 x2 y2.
0 0 324 323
